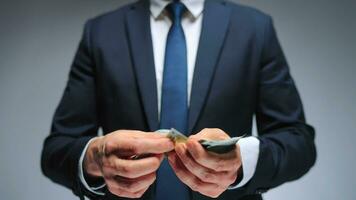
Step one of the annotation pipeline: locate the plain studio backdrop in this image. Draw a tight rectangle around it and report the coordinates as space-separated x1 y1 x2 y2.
0 0 355 199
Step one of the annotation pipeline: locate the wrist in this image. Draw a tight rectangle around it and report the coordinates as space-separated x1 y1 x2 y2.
84 136 104 178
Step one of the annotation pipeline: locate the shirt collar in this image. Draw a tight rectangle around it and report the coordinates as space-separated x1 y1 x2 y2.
150 0 205 19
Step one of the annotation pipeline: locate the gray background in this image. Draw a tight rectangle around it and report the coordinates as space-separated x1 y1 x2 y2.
0 0 355 199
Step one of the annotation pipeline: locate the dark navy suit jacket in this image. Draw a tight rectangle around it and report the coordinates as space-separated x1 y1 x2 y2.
41 0 316 199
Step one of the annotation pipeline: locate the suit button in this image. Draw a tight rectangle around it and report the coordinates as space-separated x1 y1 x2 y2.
255 188 269 194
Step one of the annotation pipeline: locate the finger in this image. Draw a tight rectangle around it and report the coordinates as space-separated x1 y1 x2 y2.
134 131 171 139
167 152 223 198
103 154 163 178
186 139 240 172
105 136 174 156
175 144 234 185
106 172 156 193
112 130 168 139
134 137 175 154
107 185 148 199
193 128 230 141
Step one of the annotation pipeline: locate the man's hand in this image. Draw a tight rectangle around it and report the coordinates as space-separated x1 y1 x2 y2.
84 130 175 198
167 128 242 198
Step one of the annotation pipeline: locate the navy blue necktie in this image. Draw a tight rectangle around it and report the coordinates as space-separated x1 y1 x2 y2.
156 2 189 200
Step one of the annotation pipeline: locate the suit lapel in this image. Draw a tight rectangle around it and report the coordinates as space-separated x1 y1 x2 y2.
188 0 232 133
125 1 159 131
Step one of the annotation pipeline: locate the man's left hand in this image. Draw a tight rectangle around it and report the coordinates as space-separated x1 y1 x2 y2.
167 128 242 198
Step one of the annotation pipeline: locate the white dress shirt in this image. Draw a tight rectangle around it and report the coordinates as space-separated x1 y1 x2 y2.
79 0 260 196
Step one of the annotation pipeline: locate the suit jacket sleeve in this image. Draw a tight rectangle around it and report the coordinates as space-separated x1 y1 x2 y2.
41 20 100 199
244 17 317 194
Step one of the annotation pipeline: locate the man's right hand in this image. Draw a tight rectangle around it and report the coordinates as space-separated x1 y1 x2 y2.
83 130 175 198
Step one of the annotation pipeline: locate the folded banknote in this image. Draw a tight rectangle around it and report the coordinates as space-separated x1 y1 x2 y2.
157 128 244 154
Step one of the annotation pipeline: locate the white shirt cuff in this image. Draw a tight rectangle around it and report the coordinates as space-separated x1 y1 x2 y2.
228 136 260 189
78 138 106 196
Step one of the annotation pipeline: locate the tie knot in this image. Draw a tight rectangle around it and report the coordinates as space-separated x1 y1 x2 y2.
166 1 186 24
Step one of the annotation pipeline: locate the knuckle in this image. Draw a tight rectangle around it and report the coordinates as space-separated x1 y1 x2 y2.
108 181 121 190
216 166 224 172
205 191 216 198
102 172 112 181
108 186 121 196
214 128 229 138
152 158 161 169
146 172 157 182
212 128 221 132
133 191 144 198
216 128 224 134
201 171 213 182
177 170 186 179
228 173 238 184
230 163 239 173
105 140 116 154
190 178 201 191
199 128 210 135
215 161 226 171
151 176 157 184
190 183 199 192
236 160 242 169
215 165 223 172
202 128 210 132
210 188 225 198
210 191 221 198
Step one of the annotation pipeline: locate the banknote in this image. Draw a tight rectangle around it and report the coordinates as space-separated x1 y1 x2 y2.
157 128 244 154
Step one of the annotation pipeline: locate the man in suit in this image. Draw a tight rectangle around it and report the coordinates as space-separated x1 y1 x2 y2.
41 0 316 200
